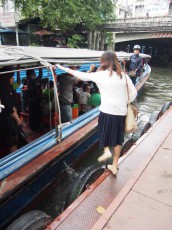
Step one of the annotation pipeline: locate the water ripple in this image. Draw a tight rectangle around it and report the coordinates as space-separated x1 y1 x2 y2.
137 67 172 122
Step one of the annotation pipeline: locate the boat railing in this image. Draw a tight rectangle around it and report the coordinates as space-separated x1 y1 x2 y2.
0 107 100 180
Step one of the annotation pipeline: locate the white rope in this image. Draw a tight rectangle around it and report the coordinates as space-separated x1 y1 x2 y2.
2 46 25 62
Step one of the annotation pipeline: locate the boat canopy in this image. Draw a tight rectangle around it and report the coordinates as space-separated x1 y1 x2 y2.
0 46 151 67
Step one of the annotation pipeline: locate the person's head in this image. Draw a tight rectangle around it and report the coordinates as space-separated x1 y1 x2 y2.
83 84 91 93
100 51 122 77
133 45 141 55
70 65 80 70
49 80 54 89
22 77 27 85
26 69 36 80
94 84 99 93
77 81 84 88
0 66 14 90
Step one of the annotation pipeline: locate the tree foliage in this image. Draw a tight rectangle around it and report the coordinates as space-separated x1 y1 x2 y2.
0 0 116 31
67 34 83 48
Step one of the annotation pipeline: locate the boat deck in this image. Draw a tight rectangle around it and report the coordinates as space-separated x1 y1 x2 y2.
47 107 172 230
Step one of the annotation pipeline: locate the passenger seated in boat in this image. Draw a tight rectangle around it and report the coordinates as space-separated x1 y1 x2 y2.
40 78 48 91
73 85 80 105
13 65 21 91
41 80 54 117
21 78 29 113
75 81 84 99
88 84 101 108
86 64 98 94
12 65 22 117
0 67 21 154
27 68 43 132
77 83 92 114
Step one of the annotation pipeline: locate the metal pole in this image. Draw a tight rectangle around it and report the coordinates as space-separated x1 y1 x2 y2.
13 0 19 46
15 23 19 46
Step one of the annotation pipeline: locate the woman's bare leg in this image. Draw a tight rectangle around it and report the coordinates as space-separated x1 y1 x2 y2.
98 146 112 162
107 145 121 175
113 145 121 168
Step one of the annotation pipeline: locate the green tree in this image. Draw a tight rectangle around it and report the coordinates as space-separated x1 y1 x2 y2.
67 34 83 48
0 0 115 31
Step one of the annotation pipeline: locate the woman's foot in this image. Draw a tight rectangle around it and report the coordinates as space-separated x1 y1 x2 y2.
107 164 118 176
98 148 112 162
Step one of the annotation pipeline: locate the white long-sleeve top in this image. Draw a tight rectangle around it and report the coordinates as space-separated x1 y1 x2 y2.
66 68 137 115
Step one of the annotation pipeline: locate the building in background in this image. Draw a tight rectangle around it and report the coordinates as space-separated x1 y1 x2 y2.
114 0 132 19
115 0 171 18
0 0 13 13
169 0 172 15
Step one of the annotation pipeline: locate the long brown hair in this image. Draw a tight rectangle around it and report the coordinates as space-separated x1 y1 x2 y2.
100 51 122 78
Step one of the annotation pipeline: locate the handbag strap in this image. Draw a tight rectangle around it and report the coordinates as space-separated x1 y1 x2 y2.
124 74 130 105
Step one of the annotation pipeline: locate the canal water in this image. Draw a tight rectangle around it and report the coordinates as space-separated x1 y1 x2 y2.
35 66 172 218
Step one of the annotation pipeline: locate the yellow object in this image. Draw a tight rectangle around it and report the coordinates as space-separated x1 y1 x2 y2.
96 206 105 214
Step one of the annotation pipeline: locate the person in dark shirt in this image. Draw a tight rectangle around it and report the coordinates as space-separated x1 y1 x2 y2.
27 68 42 131
129 45 143 85
58 67 79 123
0 67 21 154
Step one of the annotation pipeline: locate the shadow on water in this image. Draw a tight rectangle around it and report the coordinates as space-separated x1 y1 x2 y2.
34 66 172 218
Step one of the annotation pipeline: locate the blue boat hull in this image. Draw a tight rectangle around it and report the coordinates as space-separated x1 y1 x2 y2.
0 128 99 229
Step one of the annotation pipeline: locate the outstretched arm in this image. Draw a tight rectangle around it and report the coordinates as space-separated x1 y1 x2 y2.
87 64 95 73
56 64 99 82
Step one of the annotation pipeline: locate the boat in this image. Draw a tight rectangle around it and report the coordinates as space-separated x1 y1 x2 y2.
0 46 151 229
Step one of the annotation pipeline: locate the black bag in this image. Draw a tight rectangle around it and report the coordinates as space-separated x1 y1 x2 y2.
18 125 28 148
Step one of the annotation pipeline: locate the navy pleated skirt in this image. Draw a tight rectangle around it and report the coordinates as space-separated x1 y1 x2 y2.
98 111 126 148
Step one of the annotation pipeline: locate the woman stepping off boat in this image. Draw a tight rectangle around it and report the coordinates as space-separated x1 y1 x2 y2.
56 51 137 176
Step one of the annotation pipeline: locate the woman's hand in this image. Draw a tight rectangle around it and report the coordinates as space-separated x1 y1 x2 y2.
16 119 21 125
90 64 95 71
11 108 21 125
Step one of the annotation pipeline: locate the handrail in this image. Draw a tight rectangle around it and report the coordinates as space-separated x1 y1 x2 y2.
105 15 172 24
104 16 172 32
0 107 100 180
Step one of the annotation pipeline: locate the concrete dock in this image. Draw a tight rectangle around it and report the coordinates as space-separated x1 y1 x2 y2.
47 106 172 230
